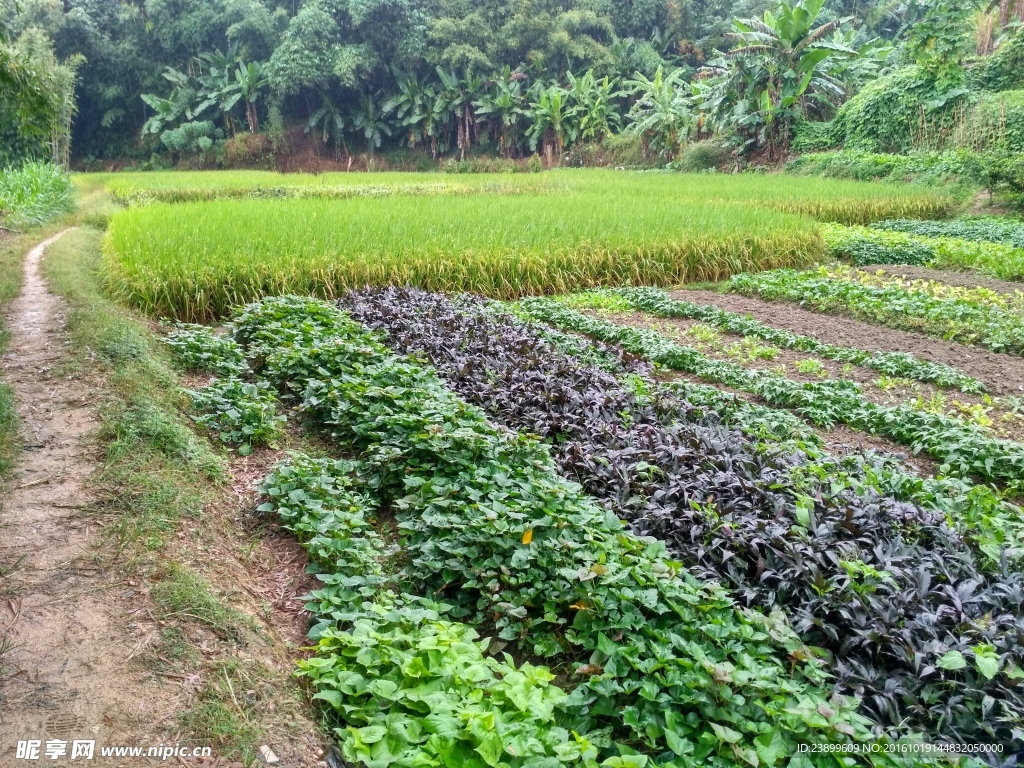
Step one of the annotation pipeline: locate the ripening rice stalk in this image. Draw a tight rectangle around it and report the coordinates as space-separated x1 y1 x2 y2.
100 172 952 321
104 193 827 321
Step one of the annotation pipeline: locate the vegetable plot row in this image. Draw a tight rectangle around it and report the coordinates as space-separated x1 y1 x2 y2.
873 217 1024 249
218 296 887 768
341 287 1024 747
729 266 1024 355
600 287 983 393
823 224 1024 281
519 297 1024 489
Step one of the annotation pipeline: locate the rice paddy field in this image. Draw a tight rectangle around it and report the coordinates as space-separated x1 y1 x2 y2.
100 170 951 320
86 168 1024 763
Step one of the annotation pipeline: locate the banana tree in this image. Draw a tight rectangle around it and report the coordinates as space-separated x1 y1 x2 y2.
384 72 436 149
436 68 484 159
696 0 857 157
473 71 527 157
352 92 393 151
305 91 348 155
234 61 268 133
141 68 201 136
526 83 578 165
195 48 243 135
566 69 623 142
624 66 692 160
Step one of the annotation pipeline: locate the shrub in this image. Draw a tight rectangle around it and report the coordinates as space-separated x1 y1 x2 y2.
677 140 732 171
829 67 945 154
160 121 221 155
791 119 841 153
971 29 1024 92
528 154 543 172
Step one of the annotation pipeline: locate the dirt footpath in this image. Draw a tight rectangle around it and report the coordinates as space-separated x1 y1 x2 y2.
0 232 167 767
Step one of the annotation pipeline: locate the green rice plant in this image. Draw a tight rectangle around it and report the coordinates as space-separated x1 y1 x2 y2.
104 194 824 321
0 162 75 230
85 168 953 226
824 223 1024 280
730 267 1024 355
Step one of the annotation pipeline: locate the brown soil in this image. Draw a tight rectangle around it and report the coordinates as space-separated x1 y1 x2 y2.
606 309 1024 443
658 368 941 477
819 425 939 477
872 264 1024 297
0 231 170 766
669 289 1024 397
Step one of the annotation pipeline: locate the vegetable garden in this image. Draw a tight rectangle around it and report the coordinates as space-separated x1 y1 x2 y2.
97 169 1024 765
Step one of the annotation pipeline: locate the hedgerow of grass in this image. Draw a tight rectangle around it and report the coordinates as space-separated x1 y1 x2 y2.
230 295 898 767
730 266 1024 355
0 162 75 230
824 224 1024 281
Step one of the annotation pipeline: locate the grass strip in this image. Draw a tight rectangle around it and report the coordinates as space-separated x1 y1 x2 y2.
518 297 1024 490
228 295 904 767
600 287 984 393
729 267 1024 355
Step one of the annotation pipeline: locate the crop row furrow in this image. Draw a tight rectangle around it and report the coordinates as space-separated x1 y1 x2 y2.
518 297 1024 489
823 223 1024 281
600 287 983 392
871 217 1024 250
223 295 888 766
728 267 1024 355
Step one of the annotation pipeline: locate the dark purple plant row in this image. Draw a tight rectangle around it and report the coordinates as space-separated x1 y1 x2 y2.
339 286 1024 750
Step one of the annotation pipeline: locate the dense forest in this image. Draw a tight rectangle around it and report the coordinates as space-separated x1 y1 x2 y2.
2 0 1024 167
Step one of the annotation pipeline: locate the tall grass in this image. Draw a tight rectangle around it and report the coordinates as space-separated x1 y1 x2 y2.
105 192 824 321
0 162 75 230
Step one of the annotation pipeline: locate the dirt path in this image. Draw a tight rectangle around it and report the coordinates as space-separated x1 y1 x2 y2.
669 289 1024 396
0 232 167 766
